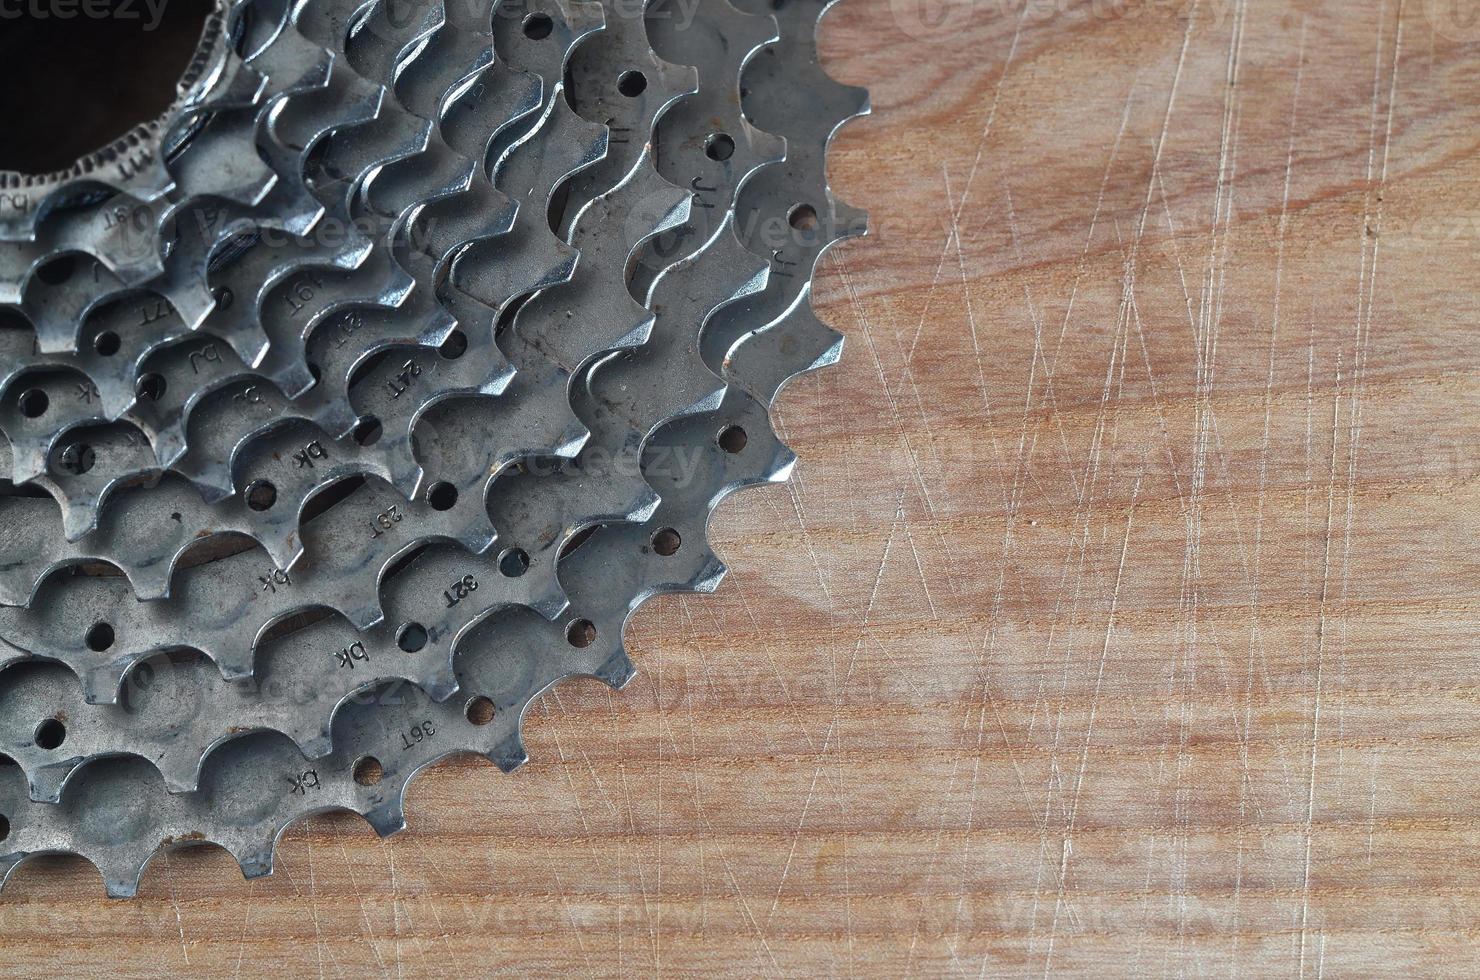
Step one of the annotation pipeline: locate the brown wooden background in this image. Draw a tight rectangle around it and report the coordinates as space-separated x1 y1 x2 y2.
3 0 1479 974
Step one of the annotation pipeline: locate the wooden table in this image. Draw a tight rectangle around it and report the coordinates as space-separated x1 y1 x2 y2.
2 0 1477 974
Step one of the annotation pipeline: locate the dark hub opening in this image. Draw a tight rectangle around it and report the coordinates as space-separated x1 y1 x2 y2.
0 0 215 175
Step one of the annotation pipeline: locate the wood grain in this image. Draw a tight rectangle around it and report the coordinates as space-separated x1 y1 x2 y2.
2 0 1478 974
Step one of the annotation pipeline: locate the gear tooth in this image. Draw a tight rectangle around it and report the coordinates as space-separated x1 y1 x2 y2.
158 755 203 797
818 327 846 367
769 446 800 482
28 764 70 806
127 563 175 603
631 488 661 523
215 658 257 685
81 667 125 707
530 588 571 621
341 598 388 632
423 670 459 703
487 732 528 774
296 731 335 761
363 802 408 838
591 648 637 691
690 554 729 595
101 860 145 900
237 849 276 881
833 199 869 239
59 498 101 541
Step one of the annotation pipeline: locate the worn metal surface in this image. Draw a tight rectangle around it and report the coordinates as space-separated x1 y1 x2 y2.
0 0 863 897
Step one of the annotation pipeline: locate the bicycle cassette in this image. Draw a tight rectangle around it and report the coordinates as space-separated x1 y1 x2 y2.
0 0 865 896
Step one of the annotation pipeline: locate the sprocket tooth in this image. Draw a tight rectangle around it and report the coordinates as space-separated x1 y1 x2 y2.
487 733 529 774
592 648 637 690
726 300 846 405
238 852 276 880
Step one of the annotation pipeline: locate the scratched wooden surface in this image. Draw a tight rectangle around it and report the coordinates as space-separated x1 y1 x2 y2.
2 0 1478 975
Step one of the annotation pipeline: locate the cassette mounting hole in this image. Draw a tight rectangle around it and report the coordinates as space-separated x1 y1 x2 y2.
353 756 383 786
17 389 47 419
439 330 468 360
651 527 681 556
33 719 66 751
499 548 529 577
788 203 819 232
617 70 647 98
427 482 458 511
522 12 553 39
705 133 735 161
57 442 95 475
566 619 596 648
352 415 383 447
717 424 747 454
85 622 115 652
397 622 428 653
136 374 166 401
245 480 277 511
465 696 496 726
93 331 121 356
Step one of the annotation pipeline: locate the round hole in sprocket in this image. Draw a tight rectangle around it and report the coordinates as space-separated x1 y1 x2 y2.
136 373 166 401
93 331 121 357
465 696 496 726
33 719 65 751
651 527 681 556
353 756 384 787
397 622 429 653
522 11 553 39
17 388 48 419
245 480 277 512
439 330 468 360
427 481 458 511
705 133 736 162
716 424 748 454
617 70 647 98
566 619 597 648
85 621 115 652
352 415 383 447
788 203 819 232
499 548 530 578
